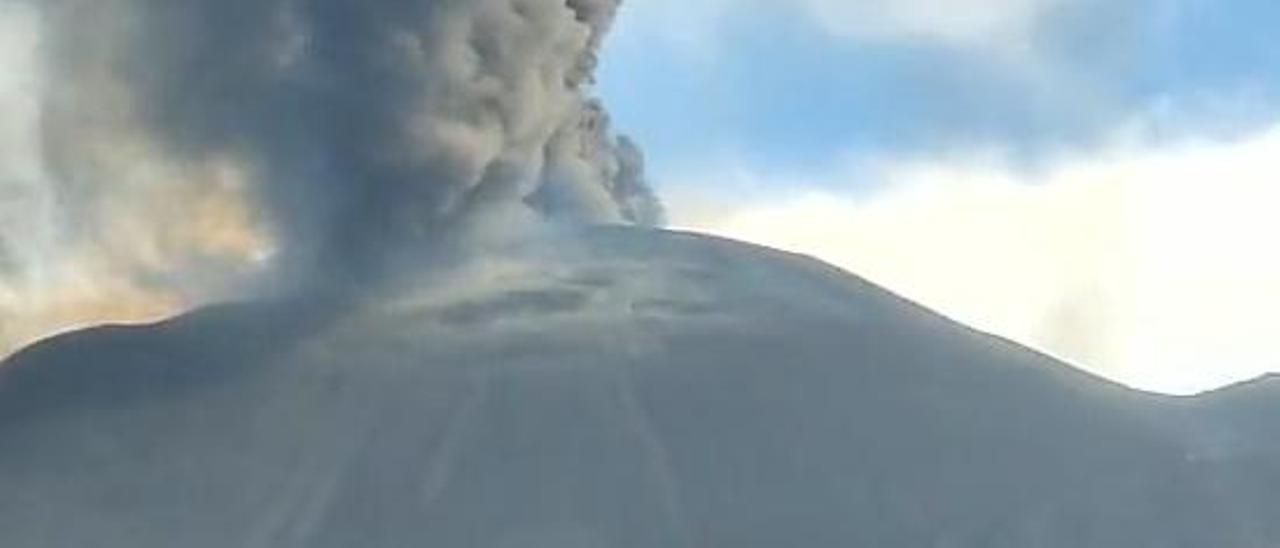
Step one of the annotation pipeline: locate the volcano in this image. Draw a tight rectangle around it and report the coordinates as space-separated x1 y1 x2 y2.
1 228 1278 547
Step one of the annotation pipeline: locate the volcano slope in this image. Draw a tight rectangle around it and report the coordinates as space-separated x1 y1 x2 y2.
1 228 1277 547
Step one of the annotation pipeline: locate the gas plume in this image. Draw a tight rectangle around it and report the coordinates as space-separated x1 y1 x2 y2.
0 0 662 355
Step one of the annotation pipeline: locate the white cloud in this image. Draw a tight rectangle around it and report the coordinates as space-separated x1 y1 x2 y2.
674 124 1280 395
802 0 1061 47
613 0 1063 54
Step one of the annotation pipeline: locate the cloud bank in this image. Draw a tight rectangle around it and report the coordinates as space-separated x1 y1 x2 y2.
677 123 1280 394
0 0 661 357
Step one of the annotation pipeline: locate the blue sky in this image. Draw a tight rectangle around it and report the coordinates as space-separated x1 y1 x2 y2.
597 0 1280 394
1 1 1277 394
600 0 1280 179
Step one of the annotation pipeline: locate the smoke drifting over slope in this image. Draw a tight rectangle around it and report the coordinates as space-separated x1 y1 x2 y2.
1 0 661 353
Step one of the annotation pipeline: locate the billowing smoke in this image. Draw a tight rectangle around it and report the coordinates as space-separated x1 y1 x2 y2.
1 0 661 354
45 0 662 262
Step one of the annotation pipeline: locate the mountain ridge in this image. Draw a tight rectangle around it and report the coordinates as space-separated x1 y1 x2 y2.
1 227 1277 547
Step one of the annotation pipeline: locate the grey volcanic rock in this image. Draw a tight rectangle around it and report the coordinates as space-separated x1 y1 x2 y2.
1 228 1277 547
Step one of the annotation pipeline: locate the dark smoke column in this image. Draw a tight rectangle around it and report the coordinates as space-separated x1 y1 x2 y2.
39 0 663 273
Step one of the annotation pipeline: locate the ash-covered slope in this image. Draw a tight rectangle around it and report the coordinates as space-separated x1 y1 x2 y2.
1 228 1277 547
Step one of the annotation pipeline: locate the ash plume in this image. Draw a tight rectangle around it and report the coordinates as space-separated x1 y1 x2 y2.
39 0 662 271
0 0 661 355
